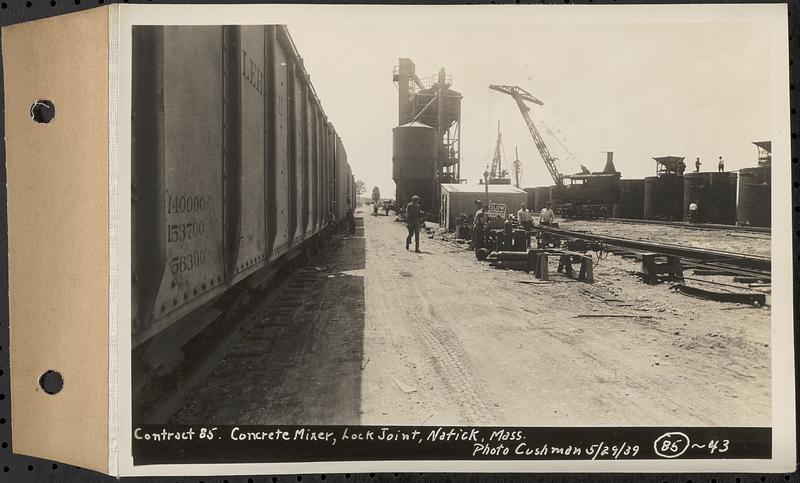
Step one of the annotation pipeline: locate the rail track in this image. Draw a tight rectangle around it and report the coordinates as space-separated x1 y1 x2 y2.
600 217 770 234
537 225 771 281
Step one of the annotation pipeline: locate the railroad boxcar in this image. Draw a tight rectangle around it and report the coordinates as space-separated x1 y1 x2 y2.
131 25 354 367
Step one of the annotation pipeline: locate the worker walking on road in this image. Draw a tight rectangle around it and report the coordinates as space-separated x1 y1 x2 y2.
540 201 555 226
695 157 702 173
688 200 698 224
718 156 725 172
405 195 422 252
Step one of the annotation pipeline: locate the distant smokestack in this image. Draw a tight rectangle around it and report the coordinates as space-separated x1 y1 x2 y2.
603 151 617 174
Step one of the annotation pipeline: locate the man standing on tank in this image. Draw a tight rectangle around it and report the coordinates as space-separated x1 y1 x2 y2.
405 195 422 252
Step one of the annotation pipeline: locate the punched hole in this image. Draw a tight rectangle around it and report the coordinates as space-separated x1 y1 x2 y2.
39 370 63 395
30 100 55 124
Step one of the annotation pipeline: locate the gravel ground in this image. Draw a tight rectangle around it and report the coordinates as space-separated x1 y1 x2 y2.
167 212 771 427
561 219 771 258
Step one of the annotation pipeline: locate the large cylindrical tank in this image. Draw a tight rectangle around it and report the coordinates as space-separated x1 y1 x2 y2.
533 186 552 212
613 179 645 219
683 172 738 224
392 122 436 179
392 122 437 210
737 166 771 227
644 175 683 221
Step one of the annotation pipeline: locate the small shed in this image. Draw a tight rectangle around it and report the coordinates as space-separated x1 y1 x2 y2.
439 183 528 231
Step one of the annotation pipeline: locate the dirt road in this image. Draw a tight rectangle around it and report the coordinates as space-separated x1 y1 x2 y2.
170 211 770 426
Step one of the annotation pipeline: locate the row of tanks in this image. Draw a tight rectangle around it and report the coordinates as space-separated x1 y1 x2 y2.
527 141 772 228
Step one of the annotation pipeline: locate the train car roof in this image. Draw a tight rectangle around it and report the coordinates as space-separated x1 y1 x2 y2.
440 183 527 194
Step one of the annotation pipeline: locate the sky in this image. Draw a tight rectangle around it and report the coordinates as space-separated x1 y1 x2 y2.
288 11 775 198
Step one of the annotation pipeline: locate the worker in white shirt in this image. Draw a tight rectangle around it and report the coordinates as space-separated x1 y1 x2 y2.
517 202 533 231
539 201 555 226
718 156 725 172
688 201 698 224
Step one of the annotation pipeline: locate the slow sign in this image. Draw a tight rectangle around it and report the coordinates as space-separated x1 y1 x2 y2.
488 202 506 218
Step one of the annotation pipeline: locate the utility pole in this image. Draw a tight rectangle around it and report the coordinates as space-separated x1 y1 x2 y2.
483 168 489 207
513 146 522 188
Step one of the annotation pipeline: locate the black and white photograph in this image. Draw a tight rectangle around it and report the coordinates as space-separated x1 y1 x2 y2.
116 4 794 475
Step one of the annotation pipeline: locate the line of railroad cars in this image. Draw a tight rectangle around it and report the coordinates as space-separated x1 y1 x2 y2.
525 148 771 227
132 25 355 350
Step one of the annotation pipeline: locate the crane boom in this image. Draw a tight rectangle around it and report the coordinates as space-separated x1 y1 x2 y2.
489 84 563 186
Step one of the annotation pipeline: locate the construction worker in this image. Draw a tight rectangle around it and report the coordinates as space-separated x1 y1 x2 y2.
540 201 555 226
345 207 356 234
405 195 422 252
688 201 698 224
677 159 686 175
695 157 702 173
467 199 482 248
471 204 489 251
517 202 533 231
718 156 725 172
324 209 335 238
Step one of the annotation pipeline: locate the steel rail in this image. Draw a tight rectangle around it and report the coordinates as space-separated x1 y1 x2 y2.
596 217 771 234
537 225 771 276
